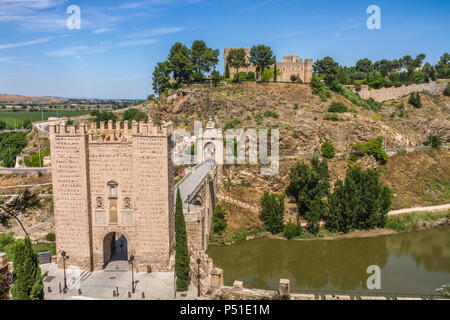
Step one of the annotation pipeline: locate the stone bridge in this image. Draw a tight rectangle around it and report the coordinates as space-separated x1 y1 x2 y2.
175 161 217 251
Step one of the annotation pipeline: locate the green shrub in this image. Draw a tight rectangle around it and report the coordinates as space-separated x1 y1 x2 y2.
283 221 303 239
45 233 56 242
263 110 279 118
323 113 339 121
255 114 263 125
292 131 300 139
443 83 450 97
212 205 227 235
352 137 388 163
311 75 332 102
408 91 422 108
328 101 348 113
24 150 50 168
246 71 255 81
321 141 336 159
224 119 242 130
424 135 442 148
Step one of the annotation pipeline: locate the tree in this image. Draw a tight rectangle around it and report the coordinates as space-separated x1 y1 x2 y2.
305 198 322 234
313 57 340 86
174 189 190 291
226 49 249 83
273 61 278 82
444 82 450 96
435 53 450 79
321 141 336 159
260 192 285 234
355 58 372 73
286 157 330 218
225 63 230 79
122 108 148 123
152 61 171 96
262 68 274 83
364 71 384 89
422 63 436 81
190 40 219 82
408 91 422 108
0 190 41 239
212 205 227 235
211 70 222 86
249 45 276 84
327 165 392 233
10 237 44 300
168 42 193 83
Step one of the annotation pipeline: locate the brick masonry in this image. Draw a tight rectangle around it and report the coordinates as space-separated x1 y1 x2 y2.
49 120 175 272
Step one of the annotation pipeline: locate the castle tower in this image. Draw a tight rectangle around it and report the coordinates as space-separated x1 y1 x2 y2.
49 121 175 271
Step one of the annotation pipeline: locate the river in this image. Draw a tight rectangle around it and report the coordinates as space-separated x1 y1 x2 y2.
207 227 450 295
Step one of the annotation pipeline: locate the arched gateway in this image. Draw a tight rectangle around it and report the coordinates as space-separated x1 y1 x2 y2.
49 120 176 272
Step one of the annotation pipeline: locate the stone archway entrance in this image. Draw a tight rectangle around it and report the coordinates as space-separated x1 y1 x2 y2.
103 232 128 270
203 142 216 163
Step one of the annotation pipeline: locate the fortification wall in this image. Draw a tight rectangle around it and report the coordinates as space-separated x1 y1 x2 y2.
353 82 447 102
49 120 175 272
187 238 223 295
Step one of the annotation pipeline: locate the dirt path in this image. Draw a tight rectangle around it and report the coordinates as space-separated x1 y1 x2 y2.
387 204 450 215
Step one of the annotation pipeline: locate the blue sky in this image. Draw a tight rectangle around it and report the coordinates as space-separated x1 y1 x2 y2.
0 0 449 99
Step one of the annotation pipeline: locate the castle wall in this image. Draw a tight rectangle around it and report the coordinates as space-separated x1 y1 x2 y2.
352 82 447 102
223 49 313 83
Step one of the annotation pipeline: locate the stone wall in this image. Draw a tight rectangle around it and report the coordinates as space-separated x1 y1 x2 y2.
49 120 175 272
352 82 447 102
187 238 223 295
0 253 10 300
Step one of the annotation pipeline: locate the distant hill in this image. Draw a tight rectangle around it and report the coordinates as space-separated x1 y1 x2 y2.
0 93 65 105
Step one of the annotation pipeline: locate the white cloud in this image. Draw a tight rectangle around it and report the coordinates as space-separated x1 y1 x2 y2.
46 38 158 57
0 37 52 50
126 26 185 38
117 38 158 47
0 57 13 62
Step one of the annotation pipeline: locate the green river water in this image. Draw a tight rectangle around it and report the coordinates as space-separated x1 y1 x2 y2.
207 227 450 295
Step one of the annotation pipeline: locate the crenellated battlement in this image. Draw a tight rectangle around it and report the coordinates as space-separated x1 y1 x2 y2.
49 120 174 142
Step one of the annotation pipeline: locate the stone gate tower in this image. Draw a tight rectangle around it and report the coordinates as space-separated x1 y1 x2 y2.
49 120 175 271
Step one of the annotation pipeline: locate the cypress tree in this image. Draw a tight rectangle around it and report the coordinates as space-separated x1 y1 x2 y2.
260 192 285 234
274 61 277 82
10 237 44 300
225 63 230 79
174 189 190 291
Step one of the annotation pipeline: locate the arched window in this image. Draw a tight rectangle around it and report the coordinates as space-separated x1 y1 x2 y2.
107 181 118 198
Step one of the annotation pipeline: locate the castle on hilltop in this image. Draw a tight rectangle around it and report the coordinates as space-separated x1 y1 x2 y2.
223 48 313 83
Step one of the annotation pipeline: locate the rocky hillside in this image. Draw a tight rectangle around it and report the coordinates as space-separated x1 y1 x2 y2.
143 82 449 155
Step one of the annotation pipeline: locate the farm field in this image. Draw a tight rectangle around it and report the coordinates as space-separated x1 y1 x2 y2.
0 110 90 126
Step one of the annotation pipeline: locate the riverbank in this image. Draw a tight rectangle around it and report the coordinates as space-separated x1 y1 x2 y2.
209 209 450 245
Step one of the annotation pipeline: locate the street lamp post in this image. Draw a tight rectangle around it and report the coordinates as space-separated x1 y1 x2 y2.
61 251 69 292
196 258 201 297
129 255 135 294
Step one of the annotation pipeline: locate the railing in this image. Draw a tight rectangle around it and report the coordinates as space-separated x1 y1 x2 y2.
289 288 449 300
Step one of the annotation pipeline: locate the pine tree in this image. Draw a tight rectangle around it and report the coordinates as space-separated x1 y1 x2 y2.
174 189 190 291
10 237 44 300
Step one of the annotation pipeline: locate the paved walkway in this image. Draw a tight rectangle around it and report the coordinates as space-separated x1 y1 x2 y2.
176 162 214 202
41 263 199 300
